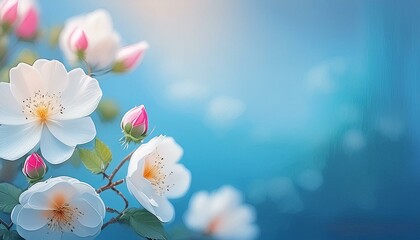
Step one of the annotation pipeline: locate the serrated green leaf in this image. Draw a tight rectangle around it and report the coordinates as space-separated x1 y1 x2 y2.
0 183 22 213
95 138 112 169
120 208 167 240
79 149 104 174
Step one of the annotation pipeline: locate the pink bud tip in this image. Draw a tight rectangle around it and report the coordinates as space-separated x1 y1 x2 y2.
0 0 18 25
121 105 149 140
114 41 149 72
23 153 46 180
15 6 38 39
69 27 88 52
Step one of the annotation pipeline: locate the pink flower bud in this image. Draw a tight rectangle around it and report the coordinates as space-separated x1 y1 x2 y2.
15 5 38 39
112 41 148 73
121 105 148 144
0 0 18 25
22 153 46 180
68 27 88 53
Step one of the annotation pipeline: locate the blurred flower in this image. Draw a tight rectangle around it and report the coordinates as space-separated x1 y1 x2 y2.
126 135 191 222
97 98 120 122
0 0 18 26
12 176 105 240
121 105 148 145
112 41 148 73
0 59 102 164
68 27 88 57
59 9 120 70
15 0 38 40
59 9 148 72
184 186 259 240
22 152 46 181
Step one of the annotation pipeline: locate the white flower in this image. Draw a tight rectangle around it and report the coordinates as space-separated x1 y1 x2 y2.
59 9 120 70
126 135 191 222
184 186 259 240
11 176 106 240
0 59 102 164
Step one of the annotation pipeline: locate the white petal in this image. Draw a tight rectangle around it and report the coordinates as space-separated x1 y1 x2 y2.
78 192 105 219
165 164 191 198
71 220 101 238
27 181 77 210
16 224 62 240
127 136 164 176
55 70 102 120
40 128 75 164
34 59 69 94
156 136 183 164
11 204 23 224
0 82 30 125
0 123 42 160
126 177 155 214
16 206 47 231
184 192 213 231
73 198 102 228
47 117 96 146
152 196 175 222
85 32 119 70
10 62 45 102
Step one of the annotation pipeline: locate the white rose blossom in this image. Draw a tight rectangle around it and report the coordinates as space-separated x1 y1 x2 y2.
126 135 191 222
59 9 120 70
0 59 102 164
184 186 259 240
11 176 106 240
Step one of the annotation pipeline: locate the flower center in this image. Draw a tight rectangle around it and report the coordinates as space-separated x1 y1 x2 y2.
21 90 64 124
206 216 222 235
45 193 83 233
143 150 174 196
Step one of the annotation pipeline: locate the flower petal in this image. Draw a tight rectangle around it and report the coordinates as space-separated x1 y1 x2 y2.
0 123 41 160
126 177 155 214
27 181 77 210
55 69 102 120
40 128 75 164
73 198 102 228
34 59 69 94
156 136 183 164
0 82 30 125
16 206 47 231
47 117 95 146
10 62 45 102
165 164 191 199
152 196 175 222
71 219 101 238
127 136 163 176
11 204 23 224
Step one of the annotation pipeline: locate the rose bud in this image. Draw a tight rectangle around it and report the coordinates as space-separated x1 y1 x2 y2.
22 153 46 181
15 1 38 40
68 27 88 58
112 41 148 73
0 0 18 27
121 105 148 146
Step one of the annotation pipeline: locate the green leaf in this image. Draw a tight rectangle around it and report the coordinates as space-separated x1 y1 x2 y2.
120 208 167 240
79 149 104 174
0 183 22 213
1 230 24 240
95 138 112 169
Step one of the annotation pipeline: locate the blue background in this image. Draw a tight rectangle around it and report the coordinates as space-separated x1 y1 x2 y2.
2 0 420 239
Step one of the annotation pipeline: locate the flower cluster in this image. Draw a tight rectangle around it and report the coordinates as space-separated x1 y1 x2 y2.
0 1 259 240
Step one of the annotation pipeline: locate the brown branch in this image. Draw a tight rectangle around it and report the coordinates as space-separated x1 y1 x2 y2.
0 218 13 230
102 187 130 230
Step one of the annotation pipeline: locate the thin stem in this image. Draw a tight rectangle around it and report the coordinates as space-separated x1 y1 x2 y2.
96 179 124 193
101 187 129 230
108 151 134 181
0 218 13 230
106 207 121 214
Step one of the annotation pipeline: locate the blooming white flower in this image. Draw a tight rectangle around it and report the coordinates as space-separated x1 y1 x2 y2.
126 135 191 222
11 176 106 240
184 186 259 240
0 59 102 164
59 9 120 70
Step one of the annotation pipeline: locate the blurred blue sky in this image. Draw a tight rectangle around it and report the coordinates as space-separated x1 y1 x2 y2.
3 0 420 239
